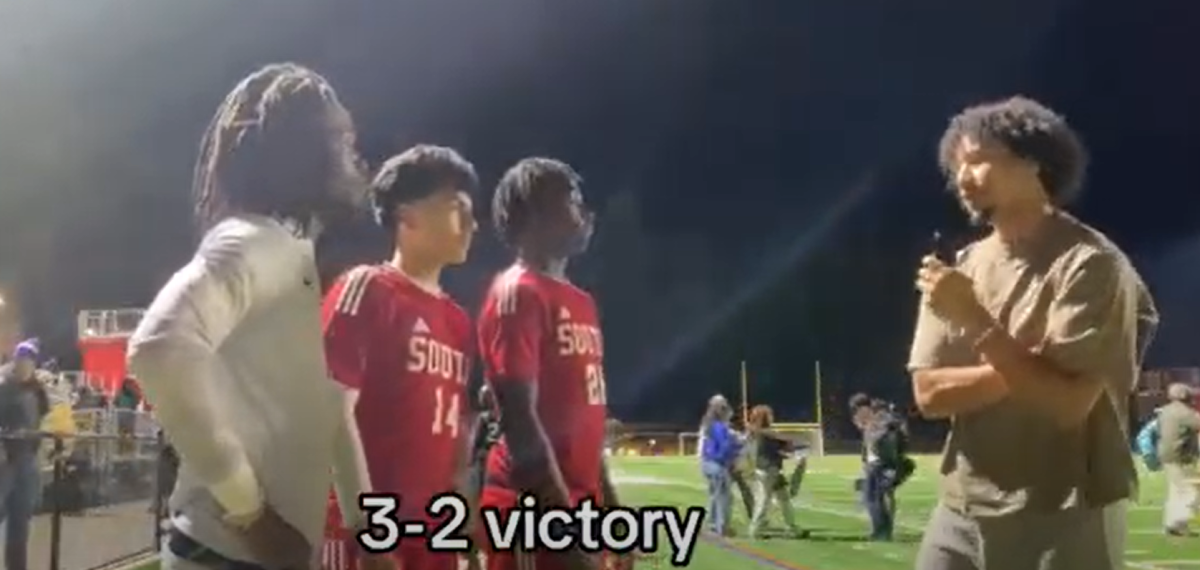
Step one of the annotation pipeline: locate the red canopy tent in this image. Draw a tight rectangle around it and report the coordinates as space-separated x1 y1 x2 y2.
78 336 129 396
77 309 144 398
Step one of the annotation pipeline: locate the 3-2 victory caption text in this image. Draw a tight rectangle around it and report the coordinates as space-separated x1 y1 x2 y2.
356 493 705 566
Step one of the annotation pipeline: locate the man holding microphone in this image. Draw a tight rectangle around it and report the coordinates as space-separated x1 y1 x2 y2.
909 96 1148 570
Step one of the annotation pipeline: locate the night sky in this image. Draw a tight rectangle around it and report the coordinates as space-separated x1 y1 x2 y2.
0 0 1198 425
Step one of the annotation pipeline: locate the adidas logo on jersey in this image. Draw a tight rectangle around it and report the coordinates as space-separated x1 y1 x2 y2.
559 307 572 321
413 318 431 334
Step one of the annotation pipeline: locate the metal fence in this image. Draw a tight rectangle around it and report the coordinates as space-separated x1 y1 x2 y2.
1 407 166 570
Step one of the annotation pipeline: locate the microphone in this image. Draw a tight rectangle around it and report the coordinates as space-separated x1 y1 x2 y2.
930 230 956 265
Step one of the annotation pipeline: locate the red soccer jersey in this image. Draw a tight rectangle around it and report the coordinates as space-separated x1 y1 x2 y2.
477 265 608 504
323 265 472 521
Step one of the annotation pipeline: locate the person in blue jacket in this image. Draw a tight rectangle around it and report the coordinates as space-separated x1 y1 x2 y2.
699 394 740 536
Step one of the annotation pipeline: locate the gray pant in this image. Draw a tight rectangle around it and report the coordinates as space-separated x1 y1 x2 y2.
748 467 797 537
1163 461 1199 531
0 460 41 570
915 503 1116 570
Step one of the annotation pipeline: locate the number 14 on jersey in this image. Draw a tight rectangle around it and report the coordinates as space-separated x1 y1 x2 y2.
432 386 459 437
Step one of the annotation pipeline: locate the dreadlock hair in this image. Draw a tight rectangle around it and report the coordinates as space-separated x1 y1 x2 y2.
492 157 582 246
371 145 479 231
937 96 1088 206
848 392 870 412
193 63 364 234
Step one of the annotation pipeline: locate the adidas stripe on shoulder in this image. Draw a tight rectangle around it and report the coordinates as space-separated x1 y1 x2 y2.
494 266 528 316
334 265 377 317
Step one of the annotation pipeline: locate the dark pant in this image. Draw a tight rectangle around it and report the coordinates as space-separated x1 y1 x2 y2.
156 446 180 517
728 468 755 519
861 464 895 540
788 455 808 497
0 460 41 570
916 503 1117 570
166 528 269 570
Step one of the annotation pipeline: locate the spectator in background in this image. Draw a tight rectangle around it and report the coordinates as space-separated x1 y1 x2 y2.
115 377 142 454
1159 382 1200 536
848 393 873 434
0 339 50 570
116 377 142 411
85 385 105 409
861 398 914 542
745 404 803 539
728 437 756 522
696 404 755 521
40 367 78 465
699 394 739 536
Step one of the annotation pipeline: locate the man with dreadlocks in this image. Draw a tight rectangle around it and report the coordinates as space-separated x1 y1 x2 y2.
909 96 1150 569
128 63 384 570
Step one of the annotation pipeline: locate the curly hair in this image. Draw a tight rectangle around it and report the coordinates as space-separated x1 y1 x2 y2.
371 145 478 230
747 404 774 433
937 96 1088 205
492 157 582 246
193 63 365 233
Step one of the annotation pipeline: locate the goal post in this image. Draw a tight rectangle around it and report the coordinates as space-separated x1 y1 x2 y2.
677 431 701 457
679 360 828 457
677 422 824 457
773 422 825 457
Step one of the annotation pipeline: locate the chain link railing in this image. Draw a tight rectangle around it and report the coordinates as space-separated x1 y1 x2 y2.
1 407 166 570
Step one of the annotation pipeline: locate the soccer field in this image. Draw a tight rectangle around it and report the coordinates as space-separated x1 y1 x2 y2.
118 454 1196 570
611 454 1200 570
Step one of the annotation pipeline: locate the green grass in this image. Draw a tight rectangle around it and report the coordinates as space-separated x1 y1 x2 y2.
113 455 1200 570
611 454 1200 570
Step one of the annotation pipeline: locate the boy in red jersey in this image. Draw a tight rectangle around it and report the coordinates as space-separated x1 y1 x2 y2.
477 158 630 570
322 145 479 570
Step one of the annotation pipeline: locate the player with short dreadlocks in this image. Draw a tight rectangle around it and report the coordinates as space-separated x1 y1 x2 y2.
909 96 1156 570
128 63 387 570
476 158 630 570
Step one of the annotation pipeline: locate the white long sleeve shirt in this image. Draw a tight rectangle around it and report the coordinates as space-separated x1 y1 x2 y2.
128 214 366 562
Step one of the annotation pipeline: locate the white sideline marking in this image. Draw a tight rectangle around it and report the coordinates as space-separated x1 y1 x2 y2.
610 474 679 486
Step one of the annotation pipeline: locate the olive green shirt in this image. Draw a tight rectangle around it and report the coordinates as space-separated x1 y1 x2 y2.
908 211 1141 516
1158 400 1200 465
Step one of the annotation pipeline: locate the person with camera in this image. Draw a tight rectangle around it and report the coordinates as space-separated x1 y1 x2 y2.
851 395 913 542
